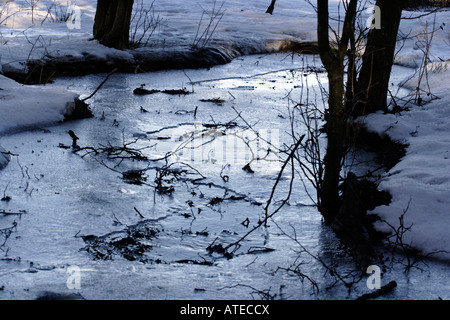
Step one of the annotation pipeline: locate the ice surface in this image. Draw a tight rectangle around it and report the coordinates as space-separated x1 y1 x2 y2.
0 54 449 300
0 0 449 300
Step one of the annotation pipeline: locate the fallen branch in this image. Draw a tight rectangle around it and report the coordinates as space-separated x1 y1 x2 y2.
0 221 18 249
134 207 145 219
0 151 19 157
0 210 25 215
356 280 397 300
175 258 213 266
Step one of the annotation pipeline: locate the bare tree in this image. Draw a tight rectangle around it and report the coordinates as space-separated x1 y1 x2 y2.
266 1 406 223
316 0 358 222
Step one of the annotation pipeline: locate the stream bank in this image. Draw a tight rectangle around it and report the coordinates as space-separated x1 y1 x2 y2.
2 39 319 85
332 125 409 270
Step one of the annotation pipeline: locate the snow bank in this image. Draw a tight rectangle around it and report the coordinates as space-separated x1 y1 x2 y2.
0 0 322 77
365 63 450 262
0 75 79 169
0 75 79 135
0 73 81 169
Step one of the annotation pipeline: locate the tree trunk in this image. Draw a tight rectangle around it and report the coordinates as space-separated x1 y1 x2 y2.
266 0 277 14
319 71 346 221
93 0 134 50
317 0 357 222
352 0 405 116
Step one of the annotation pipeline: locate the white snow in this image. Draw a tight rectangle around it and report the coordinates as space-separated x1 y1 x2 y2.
365 63 450 261
0 75 79 135
0 0 449 275
400 61 450 94
0 0 319 73
0 74 79 168
364 10 450 261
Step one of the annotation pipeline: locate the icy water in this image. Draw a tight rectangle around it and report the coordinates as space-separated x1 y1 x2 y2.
0 53 448 300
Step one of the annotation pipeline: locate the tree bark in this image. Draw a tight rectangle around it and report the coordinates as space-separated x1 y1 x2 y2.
93 0 134 50
352 0 405 116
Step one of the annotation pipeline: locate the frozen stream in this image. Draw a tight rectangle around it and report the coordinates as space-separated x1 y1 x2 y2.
0 53 448 300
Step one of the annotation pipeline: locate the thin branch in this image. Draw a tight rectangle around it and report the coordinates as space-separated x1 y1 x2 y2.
81 68 118 102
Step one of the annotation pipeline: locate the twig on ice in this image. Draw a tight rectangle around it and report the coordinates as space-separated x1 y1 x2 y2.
81 68 118 102
134 207 145 219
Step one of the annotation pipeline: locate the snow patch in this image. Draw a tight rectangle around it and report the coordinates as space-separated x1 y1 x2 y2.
365 67 450 261
0 75 79 135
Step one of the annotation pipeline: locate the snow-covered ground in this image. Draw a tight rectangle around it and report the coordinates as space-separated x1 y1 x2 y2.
366 64 450 261
364 7 450 262
0 0 319 74
0 74 79 135
0 0 449 299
